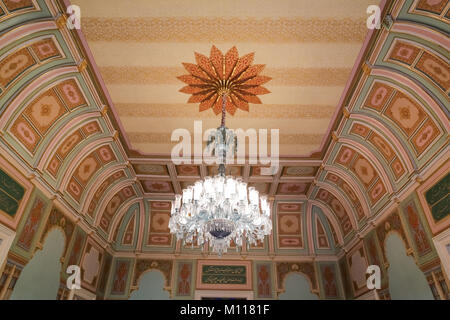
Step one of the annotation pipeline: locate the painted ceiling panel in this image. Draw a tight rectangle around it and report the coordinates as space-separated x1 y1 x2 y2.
72 0 379 156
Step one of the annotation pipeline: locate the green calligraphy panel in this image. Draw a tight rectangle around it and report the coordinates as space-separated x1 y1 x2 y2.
0 168 25 216
425 173 449 222
201 265 247 285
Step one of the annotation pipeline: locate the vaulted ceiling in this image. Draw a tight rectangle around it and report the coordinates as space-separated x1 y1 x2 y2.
0 0 448 258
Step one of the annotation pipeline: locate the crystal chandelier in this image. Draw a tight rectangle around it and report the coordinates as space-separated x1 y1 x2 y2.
169 94 272 256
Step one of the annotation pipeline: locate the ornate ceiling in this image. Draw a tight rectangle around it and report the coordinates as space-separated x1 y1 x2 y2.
71 0 380 156
0 0 448 262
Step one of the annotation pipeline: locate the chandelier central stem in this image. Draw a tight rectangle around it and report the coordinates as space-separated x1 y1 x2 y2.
218 93 228 177
220 93 227 128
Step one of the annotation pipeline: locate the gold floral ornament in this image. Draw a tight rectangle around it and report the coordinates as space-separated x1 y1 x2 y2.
178 46 271 115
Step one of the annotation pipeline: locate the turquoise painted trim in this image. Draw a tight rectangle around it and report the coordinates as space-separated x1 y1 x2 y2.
351 77 448 171
341 119 406 187
309 186 357 244
311 205 337 255
0 30 76 115
39 118 113 188
374 32 449 112
112 202 140 251
0 0 53 35
82 168 133 227
397 0 449 33
341 118 412 188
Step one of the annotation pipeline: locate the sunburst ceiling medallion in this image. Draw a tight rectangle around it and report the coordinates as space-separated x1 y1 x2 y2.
178 46 271 115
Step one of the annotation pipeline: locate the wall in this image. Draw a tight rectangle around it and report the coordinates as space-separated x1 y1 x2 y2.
10 229 65 300
279 273 319 300
385 233 433 299
129 271 170 300
0 0 448 301
339 163 450 300
0 154 111 300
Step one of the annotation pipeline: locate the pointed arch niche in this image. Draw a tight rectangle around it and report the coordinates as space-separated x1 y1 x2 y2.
10 229 65 300
129 270 170 300
384 232 433 300
279 273 319 300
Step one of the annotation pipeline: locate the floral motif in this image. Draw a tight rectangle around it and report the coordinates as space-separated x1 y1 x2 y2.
178 46 271 115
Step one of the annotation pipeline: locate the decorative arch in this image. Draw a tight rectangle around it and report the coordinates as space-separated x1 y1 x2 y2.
353 75 446 166
109 200 141 246
82 166 129 218
0 3 48 29
62 141 118 205
315 181 359 230
131 259 173 294
375 210 412 264
310 205 337 251
314 214 330 249
339 140 393 193
129 269 170 299
379 33 449 99
0 27 70 109
348 115 415 173
37 207 75 258
347 120 409 180
383 232 434 299
322 167 369 220
95 183 137 236
309 200 344 246
369 69 448 128
9 228 65 300
311 186 354 239
332 143 390 208
0 65 78 130
4 74 90 161
390 20 448 44
38 114 105 178
279 272 320 300
276 262 319 297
